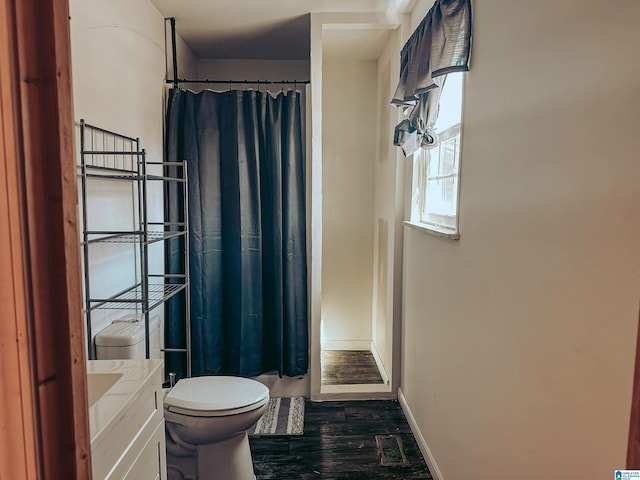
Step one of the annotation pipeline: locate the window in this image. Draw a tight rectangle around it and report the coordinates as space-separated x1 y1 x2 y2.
409 72 464 238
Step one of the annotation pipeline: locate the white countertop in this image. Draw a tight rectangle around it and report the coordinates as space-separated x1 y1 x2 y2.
87 359 163 445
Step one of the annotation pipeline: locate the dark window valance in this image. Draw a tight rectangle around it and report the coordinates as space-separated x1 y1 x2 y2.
391 0 472 108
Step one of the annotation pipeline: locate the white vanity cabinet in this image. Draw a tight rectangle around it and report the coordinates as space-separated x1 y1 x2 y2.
88 359 167 480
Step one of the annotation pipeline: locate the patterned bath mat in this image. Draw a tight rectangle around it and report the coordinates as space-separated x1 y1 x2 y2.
248 396 305 436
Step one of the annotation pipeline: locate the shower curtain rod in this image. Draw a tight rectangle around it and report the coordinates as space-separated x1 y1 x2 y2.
166 79 310 86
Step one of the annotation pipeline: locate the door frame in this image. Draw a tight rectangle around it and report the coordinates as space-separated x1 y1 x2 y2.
309 13 408 401
0 0 90 478
627 309 640 468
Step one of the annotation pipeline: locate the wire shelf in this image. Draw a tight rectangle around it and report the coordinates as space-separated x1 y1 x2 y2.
79 120 190 372
89 283 186 310
85 230 186 244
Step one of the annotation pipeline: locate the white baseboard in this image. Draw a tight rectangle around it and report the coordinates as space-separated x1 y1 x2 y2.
398 388 444 480
321 382 393 396
370 341 389 385
321 339 371 351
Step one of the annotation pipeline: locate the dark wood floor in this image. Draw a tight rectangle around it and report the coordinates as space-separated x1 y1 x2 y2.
250 400 432 479
321 350 384 385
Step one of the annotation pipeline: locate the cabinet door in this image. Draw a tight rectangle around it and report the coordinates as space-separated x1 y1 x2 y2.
95 386 161 479
123 421 167 480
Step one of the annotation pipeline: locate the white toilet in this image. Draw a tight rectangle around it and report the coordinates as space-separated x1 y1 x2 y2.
95 314 162 360
164 376 269 480
95 317 270 480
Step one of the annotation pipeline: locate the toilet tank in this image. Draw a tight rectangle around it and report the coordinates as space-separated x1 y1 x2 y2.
95 315 161 360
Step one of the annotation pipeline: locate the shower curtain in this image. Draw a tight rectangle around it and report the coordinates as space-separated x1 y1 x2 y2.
164 88 308 378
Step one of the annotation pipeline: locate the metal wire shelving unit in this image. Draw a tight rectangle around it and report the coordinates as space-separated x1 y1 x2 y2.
78 120 190 375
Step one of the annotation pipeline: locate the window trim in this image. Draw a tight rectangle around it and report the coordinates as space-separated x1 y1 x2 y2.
406 72 465 240
410 128 462 238
403 219 460 240
419 124 460 221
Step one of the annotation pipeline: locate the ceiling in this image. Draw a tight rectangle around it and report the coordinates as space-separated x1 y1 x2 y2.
150 0 416 60
322 28 394 60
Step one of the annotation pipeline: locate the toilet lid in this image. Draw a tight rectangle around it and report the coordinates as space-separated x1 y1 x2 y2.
164 376 269 415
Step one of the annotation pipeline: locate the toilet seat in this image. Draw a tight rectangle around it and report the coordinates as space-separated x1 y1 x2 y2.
165 376 269 418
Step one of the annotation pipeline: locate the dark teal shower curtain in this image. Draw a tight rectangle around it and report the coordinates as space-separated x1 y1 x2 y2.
164 88 308 378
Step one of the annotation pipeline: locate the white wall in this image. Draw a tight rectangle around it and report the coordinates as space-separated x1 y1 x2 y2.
70 0 166 146
69 0 196 359
400 1 640 479
372 28 404 382
321 57 377 349
198 59 309 93
169 27 199 81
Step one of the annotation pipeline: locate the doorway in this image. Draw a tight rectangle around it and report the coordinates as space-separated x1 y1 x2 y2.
310 15 406 399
